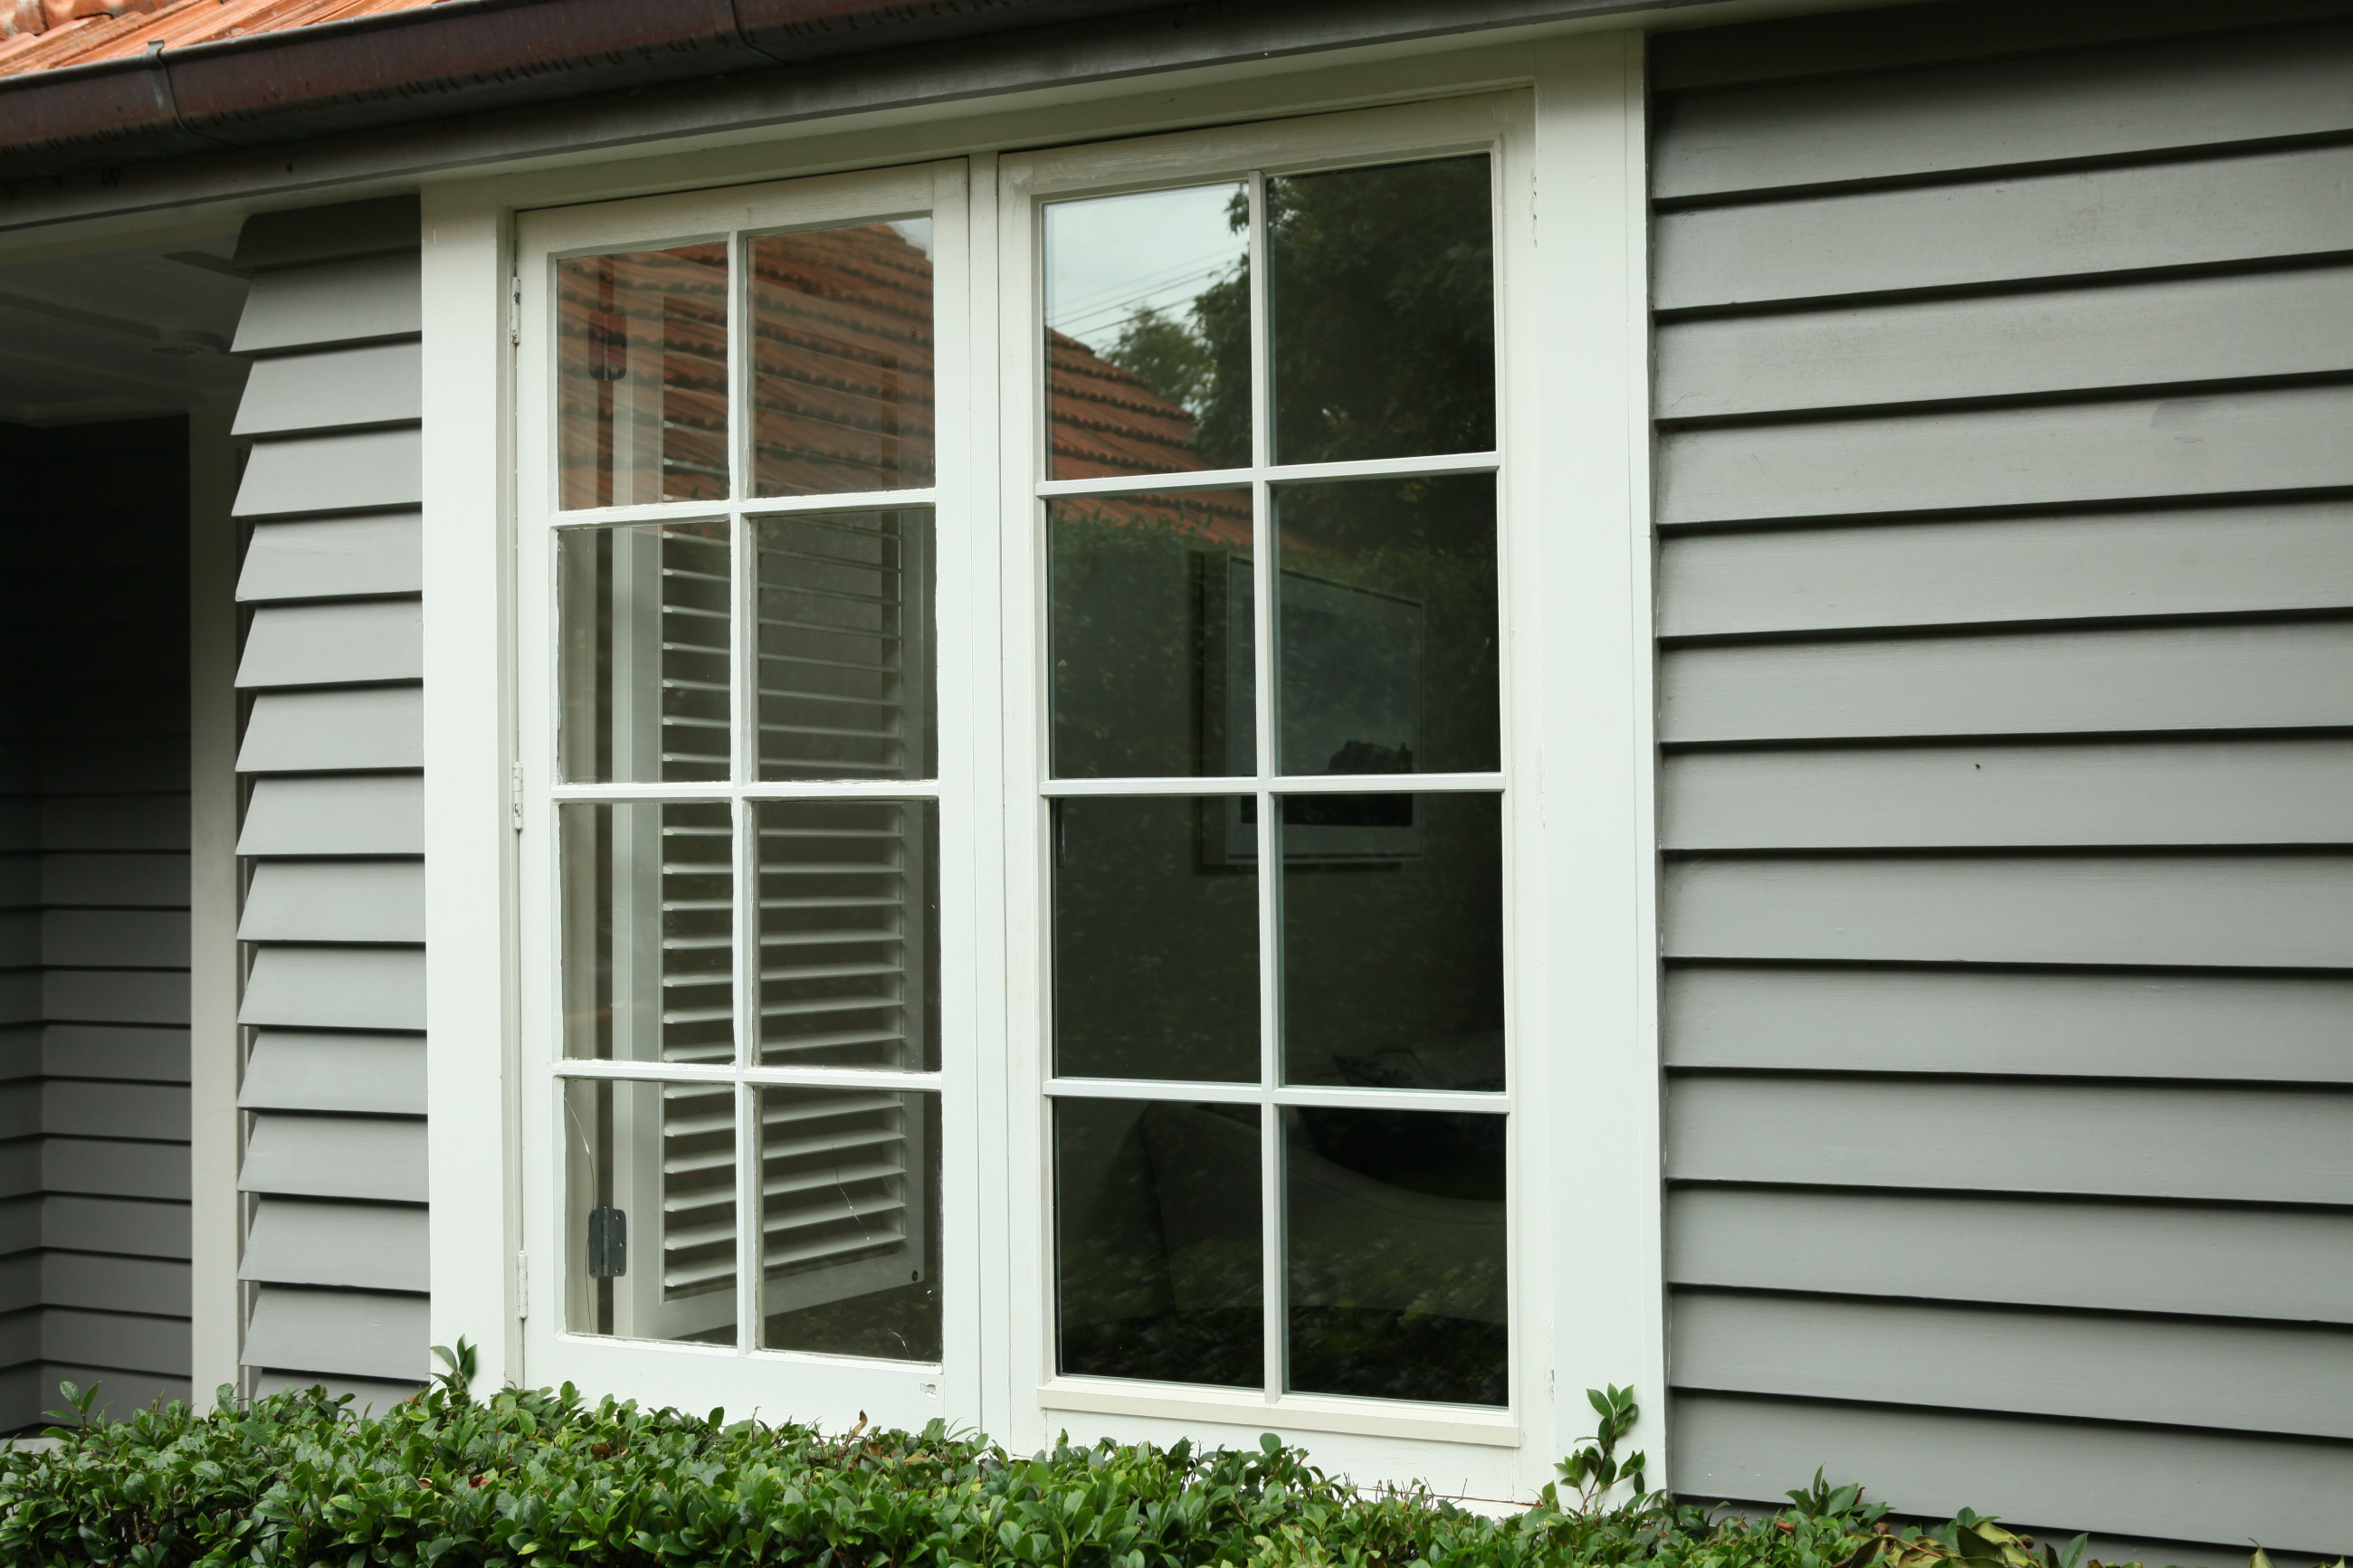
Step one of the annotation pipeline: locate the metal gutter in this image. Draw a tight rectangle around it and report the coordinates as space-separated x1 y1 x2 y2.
0 0 1181 178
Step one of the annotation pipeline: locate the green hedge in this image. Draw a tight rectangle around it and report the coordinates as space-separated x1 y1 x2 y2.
0 1375 2291 1568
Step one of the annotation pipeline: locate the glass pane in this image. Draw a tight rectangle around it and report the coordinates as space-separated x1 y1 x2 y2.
757 798 937 1070
759 1086 941 1361
1284 1105 1504 1405
750 221 936 496
1055 1098 1260 1388
1280 792 1502 1089
564 1076 738 1345
558 520 730 784
755 508 933 781
1273 475 1498 777
557 244 729 508
1269 157 1494 465
1053 795 1259 1083
1044 185 1251 480
561 800 735 1065
1048 490 1253 779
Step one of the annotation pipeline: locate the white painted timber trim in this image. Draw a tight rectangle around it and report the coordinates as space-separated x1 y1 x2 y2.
420 187 519 1391
1038 1377 1522 1447
187 397 244 1398
1523 28 1665 1484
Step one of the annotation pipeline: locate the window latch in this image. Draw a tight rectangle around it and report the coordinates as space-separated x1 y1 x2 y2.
510 764 525 832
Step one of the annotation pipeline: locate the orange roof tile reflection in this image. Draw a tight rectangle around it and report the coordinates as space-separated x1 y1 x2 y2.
0 0 439 80
551 223 1251 546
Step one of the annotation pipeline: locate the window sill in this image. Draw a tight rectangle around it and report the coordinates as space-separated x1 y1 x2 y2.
1034 1377 1519 1448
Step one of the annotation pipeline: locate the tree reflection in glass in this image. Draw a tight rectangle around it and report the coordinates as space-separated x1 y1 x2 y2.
1043 184 1250 480
1269 157 1494 465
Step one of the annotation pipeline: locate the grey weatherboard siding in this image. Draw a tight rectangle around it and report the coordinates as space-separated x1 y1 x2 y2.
228 197 429 1407
1648 1 2353 1559
0 419 195 1430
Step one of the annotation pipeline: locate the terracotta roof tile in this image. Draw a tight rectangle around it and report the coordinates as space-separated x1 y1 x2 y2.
0 0 438 79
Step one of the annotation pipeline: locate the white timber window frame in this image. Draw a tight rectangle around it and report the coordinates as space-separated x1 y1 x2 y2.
1004 94 1534 1465
420 29 1657 1503
508 160 985 1429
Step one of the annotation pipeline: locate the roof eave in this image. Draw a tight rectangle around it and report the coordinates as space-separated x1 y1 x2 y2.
0 0 1182 180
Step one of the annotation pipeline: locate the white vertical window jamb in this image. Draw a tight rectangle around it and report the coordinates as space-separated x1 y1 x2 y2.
1242 169 1285 1404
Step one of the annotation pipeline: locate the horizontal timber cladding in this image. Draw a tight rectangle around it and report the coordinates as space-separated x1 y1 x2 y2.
229 197 427 1402
242 1198 427 1292
1664 739 2353 848
1653 144 2353 312
243 1285 428 1383
1658 386 2353 526
1656 503 2353 638
1649 4 2353 1555
235 602 423 690
236 688 424 773
238 1032 424 1116
237 515 422 603
1665 967 2353 1081
1673 1291 2353 1441
1676 1396 2352 1560
0 417 195 1428
237 776 424 858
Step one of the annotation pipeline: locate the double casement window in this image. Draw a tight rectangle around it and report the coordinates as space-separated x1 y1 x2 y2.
515 93 1547 1463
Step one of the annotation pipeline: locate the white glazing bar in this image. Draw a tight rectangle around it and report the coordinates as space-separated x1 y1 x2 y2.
736 1079 759 1354
1034 450 1500 499
732 509 754 789
1037 773 1504 797
1036 775 1257 797
1039 1076 1259 1104
1248 169 1271 475
1271 1085 1511 1114
1041 1077 1506 1113
740 487 943 516
550 499 736 529
729 230 748 502
748 1345 943 1370
1245 167 1284 1404
556 1061 948 1090
557 1060 738 1082
553 489 944 529
553 781 944 801
1270 773 1504 794
1033 467 1256 498
738 1066 948 1092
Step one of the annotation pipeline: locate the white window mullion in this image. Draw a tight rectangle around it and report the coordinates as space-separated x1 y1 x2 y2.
1246 165 1283 1400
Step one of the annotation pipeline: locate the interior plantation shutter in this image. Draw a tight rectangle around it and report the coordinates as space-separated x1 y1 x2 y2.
606 516 933 1335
